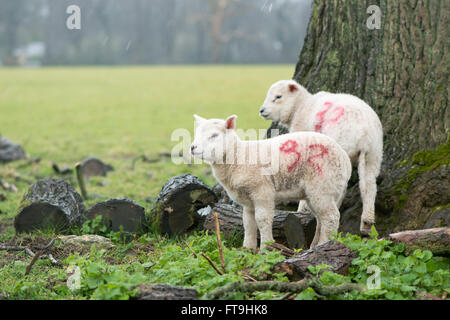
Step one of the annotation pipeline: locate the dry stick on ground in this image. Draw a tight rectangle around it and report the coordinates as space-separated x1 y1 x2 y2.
213 211 226 274
0 242 61 267
24 239 56 275
75 162 88 200
203 277 364 300
182 239 198 258
200 252 224 276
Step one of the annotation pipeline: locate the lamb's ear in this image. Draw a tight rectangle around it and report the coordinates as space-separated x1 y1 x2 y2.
225 115 237 130
288 82 299 93
193 114 206 124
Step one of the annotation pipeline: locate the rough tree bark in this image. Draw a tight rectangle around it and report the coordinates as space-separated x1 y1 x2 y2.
388 227 450 256
14 179 86 233
272 241 357 281
86 198 147 234
280 0 449 235
150 174 217 236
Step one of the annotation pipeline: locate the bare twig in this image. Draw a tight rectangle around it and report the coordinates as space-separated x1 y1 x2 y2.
200 252 224 276
75 162 88 200
24 239 58 275
24 250 43 275
0 245 26 251
182 239 198 258
213 211 226 274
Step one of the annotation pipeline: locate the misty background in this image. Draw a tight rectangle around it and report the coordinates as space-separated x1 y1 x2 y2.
0 0 313 66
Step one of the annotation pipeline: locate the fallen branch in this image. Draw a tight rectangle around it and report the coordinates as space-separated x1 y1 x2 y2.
203 277 364 300
387 227 450 256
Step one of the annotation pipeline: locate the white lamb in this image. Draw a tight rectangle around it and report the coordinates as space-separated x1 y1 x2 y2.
191 114 351 249
259 80 383 234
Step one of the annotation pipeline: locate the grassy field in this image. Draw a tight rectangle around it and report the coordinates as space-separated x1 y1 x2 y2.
0 66 448 300
0 66 290 198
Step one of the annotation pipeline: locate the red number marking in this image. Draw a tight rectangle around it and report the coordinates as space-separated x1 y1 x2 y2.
280 140 302 172
307 144 329 175
314 101 345 133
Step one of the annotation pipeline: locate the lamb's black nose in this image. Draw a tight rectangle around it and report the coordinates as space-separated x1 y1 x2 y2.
190 145 197 153
260 108 265 114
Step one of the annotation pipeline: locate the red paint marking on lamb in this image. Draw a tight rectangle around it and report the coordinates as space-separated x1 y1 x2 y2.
314 101 345 132
280 140 302 172
307 144 329 175
314 102 333 132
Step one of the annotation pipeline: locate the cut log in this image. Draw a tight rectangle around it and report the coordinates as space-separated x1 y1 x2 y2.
133 284 198 300
272 241 357 281
0 136 26 163
14 179 86 233
78 157 114 178
203 203 316 249
150 174 217 236
86 198 147 234
388 227 450 256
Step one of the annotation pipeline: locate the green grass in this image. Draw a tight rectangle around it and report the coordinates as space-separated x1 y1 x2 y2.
0 66 291 202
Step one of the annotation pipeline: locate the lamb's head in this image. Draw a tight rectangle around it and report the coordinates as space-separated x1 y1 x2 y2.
259 80 304 124
191 114 237 163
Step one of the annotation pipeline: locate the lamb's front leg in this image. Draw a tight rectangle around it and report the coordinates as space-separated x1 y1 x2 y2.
242 206 257 249
254 201 274 250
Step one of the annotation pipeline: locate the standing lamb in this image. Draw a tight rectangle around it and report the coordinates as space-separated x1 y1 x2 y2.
259 80 383 235
190 114 351 249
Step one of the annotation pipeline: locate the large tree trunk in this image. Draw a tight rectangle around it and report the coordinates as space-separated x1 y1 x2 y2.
285 0 449 235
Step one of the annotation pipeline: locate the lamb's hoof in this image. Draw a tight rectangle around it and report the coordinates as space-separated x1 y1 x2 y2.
298 207 311 215
360 219 376 236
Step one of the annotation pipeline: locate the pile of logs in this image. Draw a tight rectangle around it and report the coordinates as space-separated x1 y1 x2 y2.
12 173 450 259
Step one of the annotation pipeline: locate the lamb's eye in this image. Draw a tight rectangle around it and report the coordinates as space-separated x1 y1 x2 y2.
273 95 282 102
209 133 219 139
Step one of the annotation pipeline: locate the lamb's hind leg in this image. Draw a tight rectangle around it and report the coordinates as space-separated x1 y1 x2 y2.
358 152 380 235
308 198 340 247
308 211 322 248
242 206 257 249
297 200 311 213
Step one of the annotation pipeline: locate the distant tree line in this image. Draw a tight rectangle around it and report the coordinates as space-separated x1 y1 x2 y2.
0 0 312 65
